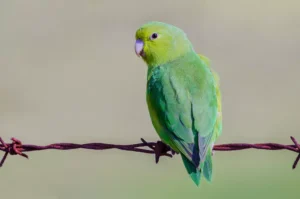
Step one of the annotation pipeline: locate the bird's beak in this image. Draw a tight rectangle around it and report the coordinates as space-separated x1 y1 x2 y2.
135 39 144 57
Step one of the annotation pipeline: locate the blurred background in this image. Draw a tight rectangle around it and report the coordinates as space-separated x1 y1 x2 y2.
0 0 299 198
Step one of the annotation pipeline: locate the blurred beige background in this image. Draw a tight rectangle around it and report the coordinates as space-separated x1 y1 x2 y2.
0 0 299 198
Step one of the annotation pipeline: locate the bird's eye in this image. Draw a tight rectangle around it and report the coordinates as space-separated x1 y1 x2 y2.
150 33 158 40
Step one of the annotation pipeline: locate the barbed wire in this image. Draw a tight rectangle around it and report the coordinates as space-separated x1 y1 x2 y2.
0 136 299 169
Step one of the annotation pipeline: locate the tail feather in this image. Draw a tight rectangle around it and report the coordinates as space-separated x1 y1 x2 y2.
181 154 201 186
203 149 213 182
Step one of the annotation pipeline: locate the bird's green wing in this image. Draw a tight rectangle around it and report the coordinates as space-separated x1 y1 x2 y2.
147 56 218 169
198 53 222 138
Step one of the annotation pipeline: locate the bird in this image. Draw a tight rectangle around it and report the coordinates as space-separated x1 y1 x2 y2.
134 21 222 186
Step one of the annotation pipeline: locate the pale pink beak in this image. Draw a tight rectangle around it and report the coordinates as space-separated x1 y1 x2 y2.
135 39 144 57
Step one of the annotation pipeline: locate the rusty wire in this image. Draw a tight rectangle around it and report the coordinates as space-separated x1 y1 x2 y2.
0 136 299 169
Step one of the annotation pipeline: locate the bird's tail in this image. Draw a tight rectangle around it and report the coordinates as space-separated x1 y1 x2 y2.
203 149 213 182
181 154 201 186
181 148 213 186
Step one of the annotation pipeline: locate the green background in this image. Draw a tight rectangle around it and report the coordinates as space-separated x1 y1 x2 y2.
1 0 299 198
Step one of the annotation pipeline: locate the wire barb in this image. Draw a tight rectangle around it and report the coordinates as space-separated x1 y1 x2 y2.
0 136 299 169
290 136 300 169
0 137 28 167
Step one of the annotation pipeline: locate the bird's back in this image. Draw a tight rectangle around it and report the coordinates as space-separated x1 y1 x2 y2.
146 52 221 185
146 52 219 147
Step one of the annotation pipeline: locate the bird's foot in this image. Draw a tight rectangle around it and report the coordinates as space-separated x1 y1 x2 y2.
154 141 173 163
141 138 177 163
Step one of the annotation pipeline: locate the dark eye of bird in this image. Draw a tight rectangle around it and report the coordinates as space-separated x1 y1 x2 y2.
151 33 158 40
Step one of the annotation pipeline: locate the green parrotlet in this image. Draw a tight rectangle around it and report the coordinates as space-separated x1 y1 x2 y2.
134 21 222 186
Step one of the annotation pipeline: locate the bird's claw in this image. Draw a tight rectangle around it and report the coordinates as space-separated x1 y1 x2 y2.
154 141 169 163
140 138 176 163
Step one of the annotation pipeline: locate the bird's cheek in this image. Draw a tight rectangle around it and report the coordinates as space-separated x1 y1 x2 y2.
142 45 150 57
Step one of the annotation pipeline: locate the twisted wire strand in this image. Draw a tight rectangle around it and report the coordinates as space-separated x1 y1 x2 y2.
0 136 299 169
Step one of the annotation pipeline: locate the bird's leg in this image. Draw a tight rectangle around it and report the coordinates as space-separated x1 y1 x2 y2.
140 138 177 163
154 141 178 163
154 141 168 163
